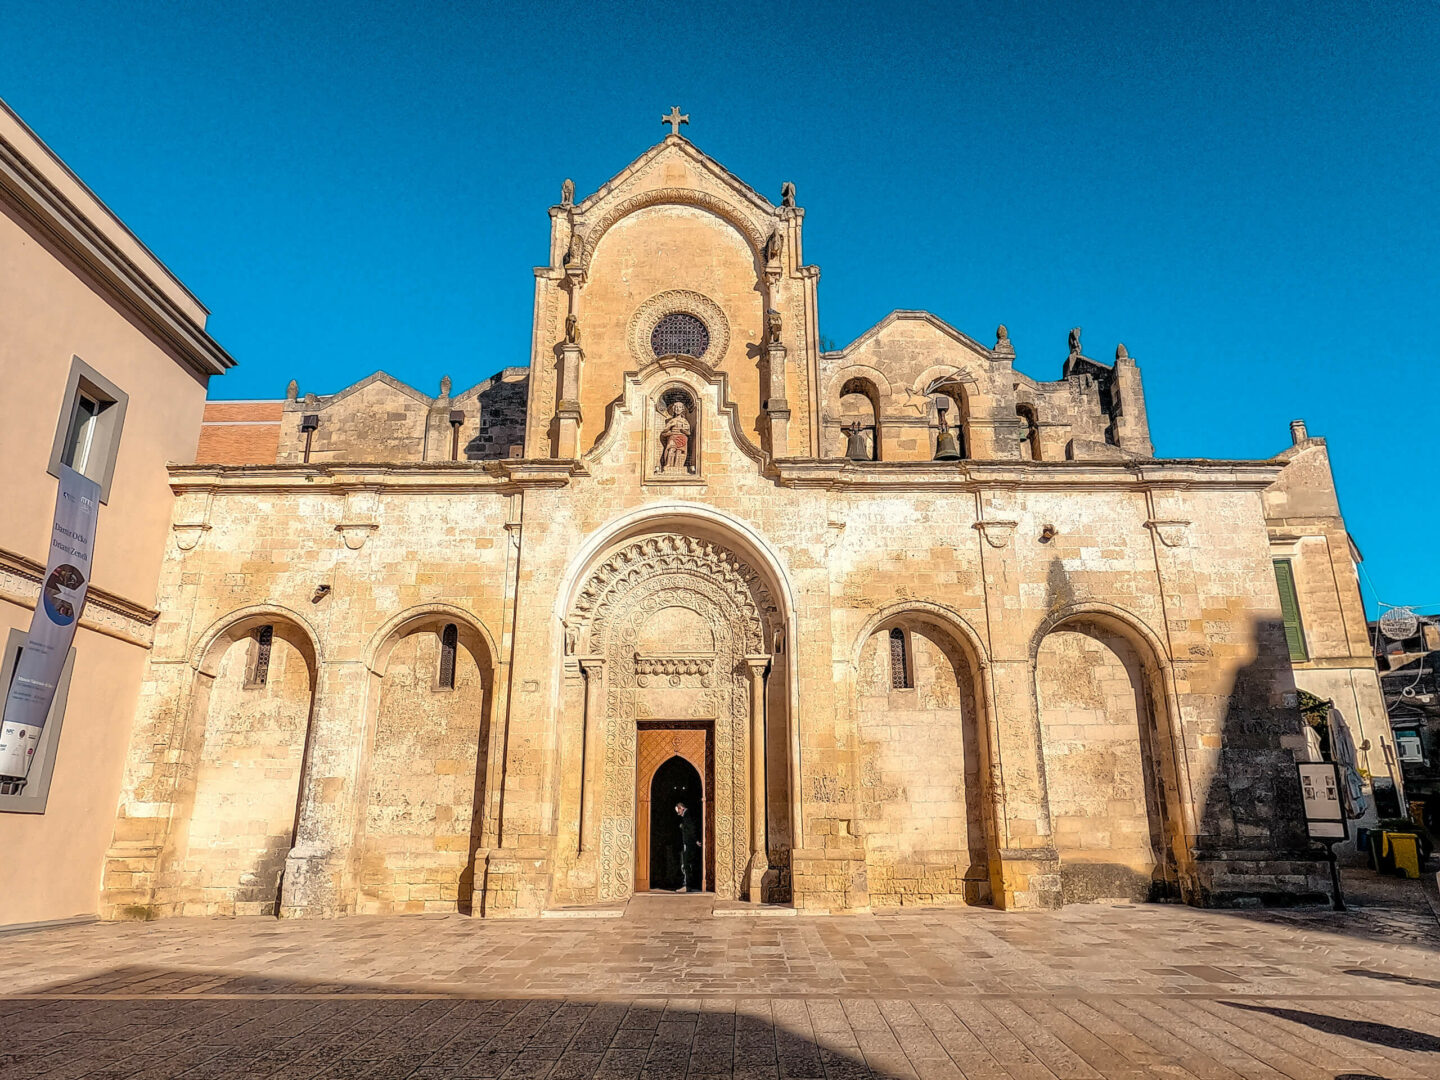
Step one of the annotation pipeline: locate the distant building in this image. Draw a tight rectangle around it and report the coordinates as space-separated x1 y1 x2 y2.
1373 615 1440 827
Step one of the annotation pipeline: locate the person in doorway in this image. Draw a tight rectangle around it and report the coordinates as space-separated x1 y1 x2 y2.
674 801 700 892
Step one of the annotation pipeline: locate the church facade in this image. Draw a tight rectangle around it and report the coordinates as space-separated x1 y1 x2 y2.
99 124 1391 920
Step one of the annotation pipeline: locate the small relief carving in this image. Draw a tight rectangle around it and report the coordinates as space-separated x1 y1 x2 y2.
656 390 696 474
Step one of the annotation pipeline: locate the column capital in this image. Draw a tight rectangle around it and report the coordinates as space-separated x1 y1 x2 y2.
578 655 605 675
743 654 771 675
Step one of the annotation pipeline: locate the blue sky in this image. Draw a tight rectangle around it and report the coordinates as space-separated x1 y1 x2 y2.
4 1 1437 615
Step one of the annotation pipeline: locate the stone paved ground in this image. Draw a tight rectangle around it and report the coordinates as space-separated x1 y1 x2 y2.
3 871 1438 1080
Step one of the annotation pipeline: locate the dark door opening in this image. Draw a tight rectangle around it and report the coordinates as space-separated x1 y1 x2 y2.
648 756 704 891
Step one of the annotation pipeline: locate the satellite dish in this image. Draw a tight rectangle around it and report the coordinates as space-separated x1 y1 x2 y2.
1379 606 1419 641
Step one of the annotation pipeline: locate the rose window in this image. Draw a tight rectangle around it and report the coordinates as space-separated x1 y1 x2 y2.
651 312 710 358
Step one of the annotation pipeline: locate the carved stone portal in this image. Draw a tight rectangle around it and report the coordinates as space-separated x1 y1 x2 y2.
567 533 785 902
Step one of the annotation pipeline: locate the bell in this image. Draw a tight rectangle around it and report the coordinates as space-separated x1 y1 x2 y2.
843 423 871 461
933 398 963 461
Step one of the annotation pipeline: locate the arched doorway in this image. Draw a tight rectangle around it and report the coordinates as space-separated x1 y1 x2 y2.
564 530 789 903
648 757 705 891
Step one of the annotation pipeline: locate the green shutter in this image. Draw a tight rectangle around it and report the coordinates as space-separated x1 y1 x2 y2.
1273 559 1308 662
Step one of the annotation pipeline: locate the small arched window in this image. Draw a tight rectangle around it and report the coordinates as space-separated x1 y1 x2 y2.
438 623 458 690
889 628 912 689
246 625 274 688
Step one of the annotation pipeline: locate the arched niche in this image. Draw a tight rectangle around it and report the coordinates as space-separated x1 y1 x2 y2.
168 611 320 917
854 609 993 906
838 377 880 461
1016 403 1040 461
356 613 495 915
1033 613 1186 903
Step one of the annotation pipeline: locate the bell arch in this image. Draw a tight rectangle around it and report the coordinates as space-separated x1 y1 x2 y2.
563 529 789 903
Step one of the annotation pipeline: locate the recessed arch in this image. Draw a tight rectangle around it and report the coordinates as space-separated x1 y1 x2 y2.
190 603 322 677
581 187 771 266
365 602 499 675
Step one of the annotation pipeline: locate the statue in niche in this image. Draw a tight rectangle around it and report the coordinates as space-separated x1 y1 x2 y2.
766 308 783 346
565 231 584 266
658 397 694 473
565 313 581 346
765 229 783 263
1068 326 1082 356
560 178 574 207
780 181 796 207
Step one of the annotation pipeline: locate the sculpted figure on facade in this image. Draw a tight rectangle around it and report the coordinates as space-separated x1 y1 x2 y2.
766 308 783 347
659 399 692 473
780 181 796 207
1069 326 1083 356
560 178 574 207
565 313 581 346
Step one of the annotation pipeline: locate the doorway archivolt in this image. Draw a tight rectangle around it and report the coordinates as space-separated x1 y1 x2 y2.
565 532 787 902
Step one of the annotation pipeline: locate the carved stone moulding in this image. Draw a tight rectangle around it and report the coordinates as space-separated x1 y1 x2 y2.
627 290 730 369
335 523 379 550
634 654 715 677
172 523 211 551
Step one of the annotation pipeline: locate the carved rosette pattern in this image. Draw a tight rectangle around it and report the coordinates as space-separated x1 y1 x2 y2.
627 290 731 369
570 534 778 901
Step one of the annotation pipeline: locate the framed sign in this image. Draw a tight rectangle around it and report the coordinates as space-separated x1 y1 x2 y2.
1297 761 1347 840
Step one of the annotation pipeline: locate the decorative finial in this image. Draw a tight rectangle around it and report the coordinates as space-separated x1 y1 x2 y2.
996 325 1008 343
780 181 796 207
560 178 574 207
1290 418 1309 445
1115 343 1129 360
439 375 452 397
286 379 299 401
1068 327 1082 356
662 106 690 136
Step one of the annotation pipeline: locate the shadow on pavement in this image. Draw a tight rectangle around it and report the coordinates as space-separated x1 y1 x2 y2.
0 965 890 1080
1342 966 1440 992
1221 1000 1440 1053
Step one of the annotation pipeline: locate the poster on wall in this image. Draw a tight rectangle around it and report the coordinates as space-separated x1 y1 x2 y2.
0 464 101 782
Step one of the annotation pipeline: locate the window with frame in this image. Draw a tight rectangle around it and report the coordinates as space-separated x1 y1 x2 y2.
438 623 458 690
1272 559 1308 662
48 357 128 503
889 628 912 689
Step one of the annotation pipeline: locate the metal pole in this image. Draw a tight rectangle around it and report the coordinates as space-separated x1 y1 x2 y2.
1326 841 1346 912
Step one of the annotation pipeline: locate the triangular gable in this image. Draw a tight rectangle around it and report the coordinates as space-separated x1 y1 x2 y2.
307 371 434 409
574 135 777 217
830 310 995 362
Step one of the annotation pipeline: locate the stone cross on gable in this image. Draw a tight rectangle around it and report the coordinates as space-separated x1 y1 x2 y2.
662 107 690 136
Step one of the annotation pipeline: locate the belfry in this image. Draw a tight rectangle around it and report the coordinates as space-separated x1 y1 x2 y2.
97 113 1394 919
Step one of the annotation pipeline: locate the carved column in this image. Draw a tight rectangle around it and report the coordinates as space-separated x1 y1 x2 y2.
555 342 584 458
744 654 772 900
578 657 605 854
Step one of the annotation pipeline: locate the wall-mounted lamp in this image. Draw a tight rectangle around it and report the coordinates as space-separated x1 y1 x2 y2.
449 409 465 461
312 584 331 603
300 413 320 464
1040 524 1058 543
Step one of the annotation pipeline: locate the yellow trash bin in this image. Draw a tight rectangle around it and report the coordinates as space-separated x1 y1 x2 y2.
1382 831 1421 879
